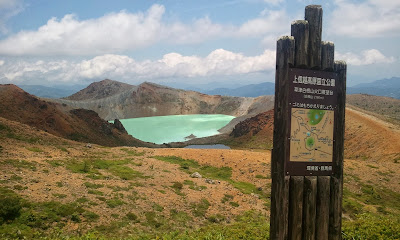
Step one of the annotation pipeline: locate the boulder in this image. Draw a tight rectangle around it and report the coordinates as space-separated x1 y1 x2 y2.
114 119 127 133
184 134 197 140
190 172 202 178
205 178 216 184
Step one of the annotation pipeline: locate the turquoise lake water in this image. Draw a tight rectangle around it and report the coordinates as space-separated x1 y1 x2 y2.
118 114 235 144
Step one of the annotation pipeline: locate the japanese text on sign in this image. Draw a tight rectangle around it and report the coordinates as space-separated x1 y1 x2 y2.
286 68 338 176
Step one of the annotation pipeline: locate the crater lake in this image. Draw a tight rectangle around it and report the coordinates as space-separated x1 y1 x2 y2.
117 114 235 144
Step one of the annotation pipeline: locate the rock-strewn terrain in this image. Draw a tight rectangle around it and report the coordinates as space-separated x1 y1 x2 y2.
54 81 274 121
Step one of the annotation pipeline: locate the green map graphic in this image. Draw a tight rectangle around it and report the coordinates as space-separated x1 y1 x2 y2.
307 109 325 125
290 108 334 162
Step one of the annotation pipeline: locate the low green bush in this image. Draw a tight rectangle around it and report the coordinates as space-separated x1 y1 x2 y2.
342 213 400 240
0 188 22 224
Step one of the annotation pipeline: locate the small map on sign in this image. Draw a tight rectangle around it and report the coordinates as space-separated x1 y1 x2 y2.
290 108 334 162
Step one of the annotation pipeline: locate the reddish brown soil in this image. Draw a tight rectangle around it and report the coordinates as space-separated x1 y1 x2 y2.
227 110 274 149
345 107 400 161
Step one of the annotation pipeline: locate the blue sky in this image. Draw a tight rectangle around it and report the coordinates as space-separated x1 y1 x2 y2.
0 0 399 88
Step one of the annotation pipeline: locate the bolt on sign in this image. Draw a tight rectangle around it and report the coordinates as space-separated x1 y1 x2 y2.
286 69 338 176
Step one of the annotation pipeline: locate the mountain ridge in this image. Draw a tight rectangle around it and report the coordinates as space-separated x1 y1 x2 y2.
0 84 157 147
65 79 134 101
53 81 275 121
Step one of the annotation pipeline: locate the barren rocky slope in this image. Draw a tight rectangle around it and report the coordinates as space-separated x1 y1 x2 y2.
54 81 274 121
0 84 156 147
65 79 134 101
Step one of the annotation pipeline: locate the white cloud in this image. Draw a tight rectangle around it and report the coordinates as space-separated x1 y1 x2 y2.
0 49 276 84
336 49 395 66
329 0 400 37
263 0 284 5
0 0 24 34
0 4 288 56
237 9 288 37
0 4 165 56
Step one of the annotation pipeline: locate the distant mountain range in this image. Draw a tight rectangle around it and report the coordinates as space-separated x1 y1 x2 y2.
18 84 86 99
17 77 400 99
202 82 275 97
198 77 400 99
347 77 400 99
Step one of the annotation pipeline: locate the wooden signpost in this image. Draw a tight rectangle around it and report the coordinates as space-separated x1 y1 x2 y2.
270 5 346 240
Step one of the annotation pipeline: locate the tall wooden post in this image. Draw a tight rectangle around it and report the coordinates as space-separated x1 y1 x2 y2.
270 5 346 240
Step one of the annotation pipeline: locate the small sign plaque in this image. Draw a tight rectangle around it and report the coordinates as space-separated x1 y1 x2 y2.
286 68 338 176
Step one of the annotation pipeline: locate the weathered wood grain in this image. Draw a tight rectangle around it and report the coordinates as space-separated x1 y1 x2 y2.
270 36 295 240
288 176 304 240
322 41 335 71
316 176 330 240
305 5 323 69
329 61 346 240
291 20 309 68
302 176 317 240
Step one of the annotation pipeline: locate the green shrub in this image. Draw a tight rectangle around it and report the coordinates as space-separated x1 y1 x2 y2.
88 190 104 196
108 165 144 180
13 185 26 190
221 194 234 203
52 193 67 199
106 198 125 208
10 175 22 181
171 182 183 190
126 212 138 222
71 213 81 223
255 174 269 179
76 197 89 203
83 211 99 221
0 188 22 224
342 213 400 239
84 182 104 189
120 148 145 156
191 199 210 217
170 209 192 225
184 179 207 191
207 214 225 223
26 147 43 153
144 211 166 229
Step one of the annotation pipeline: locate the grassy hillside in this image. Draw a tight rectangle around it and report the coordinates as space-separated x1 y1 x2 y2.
1 115 400 239
347 94 400 125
